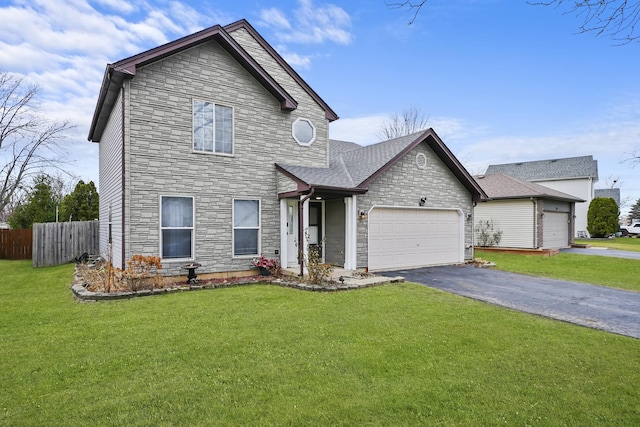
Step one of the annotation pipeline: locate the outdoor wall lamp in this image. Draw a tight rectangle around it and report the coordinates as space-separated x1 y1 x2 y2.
466 213 472 221
359 210 368 220
419 197 427 206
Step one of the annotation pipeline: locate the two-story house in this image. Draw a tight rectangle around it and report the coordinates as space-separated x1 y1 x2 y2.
485 156 598 238
88 19 485 278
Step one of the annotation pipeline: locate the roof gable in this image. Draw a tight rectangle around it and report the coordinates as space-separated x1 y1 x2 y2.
278 129 486 201
225 20 338 122
89 20 336 141
485 156 598 182
474 173 584 202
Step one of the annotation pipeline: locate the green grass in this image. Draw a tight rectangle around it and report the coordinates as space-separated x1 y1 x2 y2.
576 237 640 252
476 250 640 292
1 260 639 426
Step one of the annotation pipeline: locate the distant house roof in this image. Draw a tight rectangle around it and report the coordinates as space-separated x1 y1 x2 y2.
88 19 337 142
277 129 487 201
594 188 621 207
485 155 598 182
474 173 584 202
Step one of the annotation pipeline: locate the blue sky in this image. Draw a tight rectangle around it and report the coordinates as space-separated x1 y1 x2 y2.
1 0 639 213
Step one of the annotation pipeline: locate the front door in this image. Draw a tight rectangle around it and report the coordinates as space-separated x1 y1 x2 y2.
308 202 323 261
287 200 298 267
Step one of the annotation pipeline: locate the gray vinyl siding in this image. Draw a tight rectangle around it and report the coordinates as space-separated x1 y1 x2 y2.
124 39 330 275
355 143 474 268
325 199 345 266
474 200 536 249
98 89 124 269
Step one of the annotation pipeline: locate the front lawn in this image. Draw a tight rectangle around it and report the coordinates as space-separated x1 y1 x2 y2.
576 237 640 252
476 250 640 292
1 260 639 426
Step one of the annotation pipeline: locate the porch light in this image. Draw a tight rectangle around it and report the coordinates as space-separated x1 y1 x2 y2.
359 210 367 220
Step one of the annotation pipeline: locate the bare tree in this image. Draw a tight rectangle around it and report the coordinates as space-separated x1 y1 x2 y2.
530 0 640 44
386 1 428 25
0 71 74 217
377 106 430 140
389 1 640 43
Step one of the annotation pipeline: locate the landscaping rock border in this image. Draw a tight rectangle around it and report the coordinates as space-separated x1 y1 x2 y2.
71 266 405 302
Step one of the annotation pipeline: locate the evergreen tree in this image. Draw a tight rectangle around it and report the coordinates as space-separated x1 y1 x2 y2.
59 180 99 222
587 197 619 238
8 175 61 228
629 198 640 222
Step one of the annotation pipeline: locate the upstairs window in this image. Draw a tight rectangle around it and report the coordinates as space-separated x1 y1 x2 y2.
292 117 316 146
193 99 233 155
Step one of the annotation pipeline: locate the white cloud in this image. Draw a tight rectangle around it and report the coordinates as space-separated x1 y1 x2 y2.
260 8 291 30
259 0 352 45
329 114 387 145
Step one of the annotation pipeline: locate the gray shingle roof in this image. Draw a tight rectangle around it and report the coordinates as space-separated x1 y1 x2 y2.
276 129 486 200
277 132 425 189
474 173 584 202
594 188 621 207
485 155 598 182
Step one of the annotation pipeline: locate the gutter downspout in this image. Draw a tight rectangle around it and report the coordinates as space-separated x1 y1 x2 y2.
298 188 315 277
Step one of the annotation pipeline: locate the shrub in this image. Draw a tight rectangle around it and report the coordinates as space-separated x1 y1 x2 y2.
587 197 619 238
475 220 503 247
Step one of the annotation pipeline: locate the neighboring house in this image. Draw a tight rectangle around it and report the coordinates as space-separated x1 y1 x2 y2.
485 156 598 238
88 19 485 276
594 188 621 208
474 174 584 249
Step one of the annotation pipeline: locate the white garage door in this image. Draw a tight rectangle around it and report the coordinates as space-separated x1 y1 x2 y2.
543 211 570 249
368 207 463 271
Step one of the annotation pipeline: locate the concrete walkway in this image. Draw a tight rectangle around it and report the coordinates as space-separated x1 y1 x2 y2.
380 265 640 339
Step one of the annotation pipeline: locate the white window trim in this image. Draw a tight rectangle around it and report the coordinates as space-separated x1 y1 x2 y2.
159 195 195 262
292 117 316 146
232 198 261 258
192 98 235 156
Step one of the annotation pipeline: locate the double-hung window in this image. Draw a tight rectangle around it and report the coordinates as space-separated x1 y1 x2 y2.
160 196 194 260
193 99 233 154
233 199 260 257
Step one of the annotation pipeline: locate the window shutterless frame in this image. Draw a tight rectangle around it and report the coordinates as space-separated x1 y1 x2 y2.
159 195 195 261
192 98 234 156
232 198 261 257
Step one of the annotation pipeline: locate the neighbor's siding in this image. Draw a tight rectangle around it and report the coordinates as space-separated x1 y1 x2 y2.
534 178 591 237
355 143 474 268
98 88 124 269
125 39 330 276
474 200 536 249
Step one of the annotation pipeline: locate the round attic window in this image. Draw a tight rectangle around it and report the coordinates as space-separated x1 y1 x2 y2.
416 152 427 169
292 118 316 146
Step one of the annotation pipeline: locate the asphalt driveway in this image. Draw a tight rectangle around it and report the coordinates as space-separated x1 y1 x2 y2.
561 246 640 260
380 265 640 339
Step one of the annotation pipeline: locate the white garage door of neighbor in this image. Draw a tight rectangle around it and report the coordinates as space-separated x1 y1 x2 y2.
368 207 462 271
543 211 570 249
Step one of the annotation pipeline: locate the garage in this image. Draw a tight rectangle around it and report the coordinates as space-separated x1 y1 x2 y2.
542 211 570 249
368 207 463 271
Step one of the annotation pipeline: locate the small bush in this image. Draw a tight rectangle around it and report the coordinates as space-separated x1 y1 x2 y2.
475 220 503 247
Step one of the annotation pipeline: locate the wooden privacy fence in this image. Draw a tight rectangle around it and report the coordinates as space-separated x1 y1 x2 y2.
33 220 99 268
0 228 33 260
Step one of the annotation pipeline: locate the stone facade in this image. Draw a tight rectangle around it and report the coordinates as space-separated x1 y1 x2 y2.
120 40 330 275
355 143 474 267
